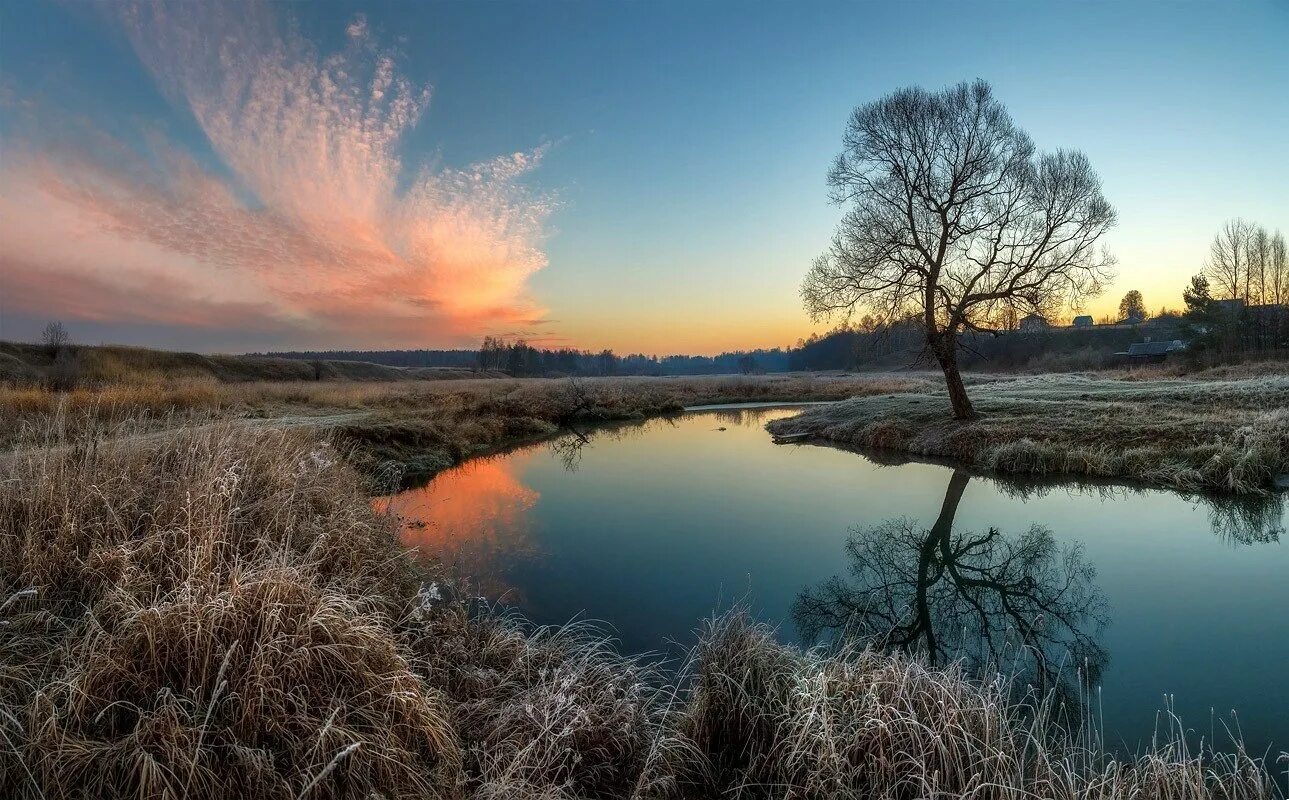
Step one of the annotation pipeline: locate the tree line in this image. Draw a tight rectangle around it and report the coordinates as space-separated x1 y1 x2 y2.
476 336 791 377
264 340 792 377
1201 219 1287 309
1182 219 1288 358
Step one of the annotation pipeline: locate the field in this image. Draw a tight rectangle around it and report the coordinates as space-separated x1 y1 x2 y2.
1 418 1280 799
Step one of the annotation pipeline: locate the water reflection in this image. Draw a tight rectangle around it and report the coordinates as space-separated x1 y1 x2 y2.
821 436 1286 549
794 469 1109 703
705 406 792 427
547 418 659 471
374 407 1288 761
549 428 593 472
1206 494 1284 545
373 450 542 600
380 410 1285 613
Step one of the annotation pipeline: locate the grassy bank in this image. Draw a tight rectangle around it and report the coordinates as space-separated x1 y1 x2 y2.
6 366 1289 494
7 367 1289 494
1 420 1282 799
767 373 1289 495
0 373 939 486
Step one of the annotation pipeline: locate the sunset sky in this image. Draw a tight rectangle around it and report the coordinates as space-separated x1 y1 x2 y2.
1 0 1286 355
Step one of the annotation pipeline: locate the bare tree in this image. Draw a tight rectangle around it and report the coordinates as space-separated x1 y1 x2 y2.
1270 230 1287 307
1253 226 1271 303
1117 289 1147 321
1204 218 1251 301
802 80 1116 418
40 321 70 355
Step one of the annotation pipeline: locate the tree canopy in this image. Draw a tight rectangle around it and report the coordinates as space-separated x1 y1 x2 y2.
1117 290 1146 321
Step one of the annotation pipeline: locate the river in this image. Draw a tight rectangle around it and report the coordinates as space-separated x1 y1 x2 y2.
376 405 1289 760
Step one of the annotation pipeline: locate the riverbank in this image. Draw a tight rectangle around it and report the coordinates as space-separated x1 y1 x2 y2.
5 366 1288 495
767 373 1289 495
0 373 940 486
1 419 1280 799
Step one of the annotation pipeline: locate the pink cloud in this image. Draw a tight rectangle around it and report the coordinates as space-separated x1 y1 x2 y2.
0 1 553 349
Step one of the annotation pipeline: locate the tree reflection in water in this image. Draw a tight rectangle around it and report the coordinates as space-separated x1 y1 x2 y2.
549 427 594 472
794 469 1109 704
1205 492 1284 545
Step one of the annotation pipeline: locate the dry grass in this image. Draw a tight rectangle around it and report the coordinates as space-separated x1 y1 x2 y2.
768 373 1289 494
681 613 1280 799
330 374 937 484
0 418 449 799
2 419 1281 798
1 373 940 486
6 367 1287 495
0 412 705 799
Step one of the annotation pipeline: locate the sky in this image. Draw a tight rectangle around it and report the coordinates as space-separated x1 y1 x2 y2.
1 0 1286 355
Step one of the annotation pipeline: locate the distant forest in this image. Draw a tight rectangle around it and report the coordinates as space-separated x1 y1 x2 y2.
258 341 794 376
258 314 1187 377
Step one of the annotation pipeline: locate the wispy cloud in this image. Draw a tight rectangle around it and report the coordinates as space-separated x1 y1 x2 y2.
0 1 553 348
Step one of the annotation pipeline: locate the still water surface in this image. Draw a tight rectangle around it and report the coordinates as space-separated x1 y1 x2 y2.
378 406 1289 759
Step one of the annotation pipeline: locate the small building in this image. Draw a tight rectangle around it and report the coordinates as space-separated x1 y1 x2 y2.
1214 298 1247 316
1018 313 1050 333
1118 313 1145 326
1072 315 1094 329
1250 303 1288 325
1117 339 1186 363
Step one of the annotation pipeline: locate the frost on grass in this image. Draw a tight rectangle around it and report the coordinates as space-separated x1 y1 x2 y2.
768 374 1289 494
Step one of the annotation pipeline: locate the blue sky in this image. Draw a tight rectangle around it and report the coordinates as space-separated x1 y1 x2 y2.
1 0 1286 353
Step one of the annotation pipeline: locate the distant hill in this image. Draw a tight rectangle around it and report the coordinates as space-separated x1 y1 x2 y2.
0 341 505 386
258 348 481 369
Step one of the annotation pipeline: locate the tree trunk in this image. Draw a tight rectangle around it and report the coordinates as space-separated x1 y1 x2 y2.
931 335 976 420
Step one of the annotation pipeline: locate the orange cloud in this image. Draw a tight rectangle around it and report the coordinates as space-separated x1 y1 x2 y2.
0 1 553 348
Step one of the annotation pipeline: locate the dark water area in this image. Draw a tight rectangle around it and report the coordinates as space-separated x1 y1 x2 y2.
377 406 1289 762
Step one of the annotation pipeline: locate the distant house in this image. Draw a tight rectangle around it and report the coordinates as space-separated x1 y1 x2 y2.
1140 314 1183 337
1210 299 1287 329
1250 303 1288 325
1072 315 1094 329
1117 313 1145 326
1117 339 1186 362
1214 298 1247 316
1018 313 1049 332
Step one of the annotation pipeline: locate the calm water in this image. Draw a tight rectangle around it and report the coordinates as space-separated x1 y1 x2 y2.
378 406 1289 759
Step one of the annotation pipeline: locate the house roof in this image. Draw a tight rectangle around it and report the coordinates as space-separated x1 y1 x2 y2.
1125 340 1184 356
1072 315 1094 325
